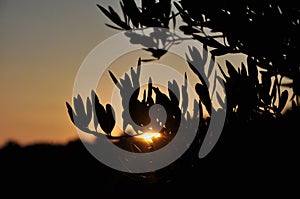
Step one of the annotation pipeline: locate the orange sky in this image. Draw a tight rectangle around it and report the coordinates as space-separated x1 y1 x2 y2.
0 0 120 147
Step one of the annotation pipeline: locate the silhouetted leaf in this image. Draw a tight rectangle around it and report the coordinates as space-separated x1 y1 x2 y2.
281 82 293 88
122 0 141 28
168 89 179 107
292 76 300 96
278 90 288 112
124 73 132 88
108 6 122 22
207 54 215 81
179 25 200 35
143 48 168 59
270 78 278 105
210 47 228 56
216 75 225 85
73 95 86 121
172 11 176 30
91 90 99 131
193 99 200 119
86 97 93 126
181 73 188 115
193 34 225 49
218 64 229 80
141 58 157 62
247 56 258 85
97 4 112 19
119 0 128 24
105 23 124 30
241 63 247 77
130 64 141 89
173 2 184 14
72 95 91 128
174 1 195 25
142 90 146 102
187 61 202 83
105 104 116 134
94 94 110 135
168 80 180 101
260 71 272 104
216 92 225 108
195 83 211 113
186 46 206 84
147 77 153 103
225 60 239 80
97 4 130 30
153 87 170 105
66 102 76 124
210 70 217 98
109 70 121 89
130 67 137 88
135 58 141 84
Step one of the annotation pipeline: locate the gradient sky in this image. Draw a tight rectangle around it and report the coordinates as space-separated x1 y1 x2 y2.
0 0 121 146
0 0 250 147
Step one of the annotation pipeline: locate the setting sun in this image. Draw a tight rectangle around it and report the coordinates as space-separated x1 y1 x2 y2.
136 132 161 143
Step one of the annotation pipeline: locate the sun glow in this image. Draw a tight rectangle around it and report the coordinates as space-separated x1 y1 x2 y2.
136 132 161 143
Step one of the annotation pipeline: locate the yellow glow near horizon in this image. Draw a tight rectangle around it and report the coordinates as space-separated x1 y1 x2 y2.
136 132 161 143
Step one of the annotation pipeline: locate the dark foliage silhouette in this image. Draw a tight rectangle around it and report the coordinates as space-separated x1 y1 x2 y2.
76 0 299 188
97 0 300 110
66 57 204 153
108 59 183 136
218 57 289 123
97 0 174 30
65 0 300 173
92 90 116 136
186 45 213 115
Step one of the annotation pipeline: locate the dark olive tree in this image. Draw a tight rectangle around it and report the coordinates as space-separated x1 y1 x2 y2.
66 0 300 164
96 0 300 118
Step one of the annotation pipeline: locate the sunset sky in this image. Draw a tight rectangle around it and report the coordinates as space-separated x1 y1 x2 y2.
0 0 120 146
0 0 248 147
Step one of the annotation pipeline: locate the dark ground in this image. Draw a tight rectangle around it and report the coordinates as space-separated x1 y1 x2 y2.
0 109 298 197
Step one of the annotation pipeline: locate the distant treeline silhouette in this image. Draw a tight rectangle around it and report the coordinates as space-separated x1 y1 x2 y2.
0 107 298 196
